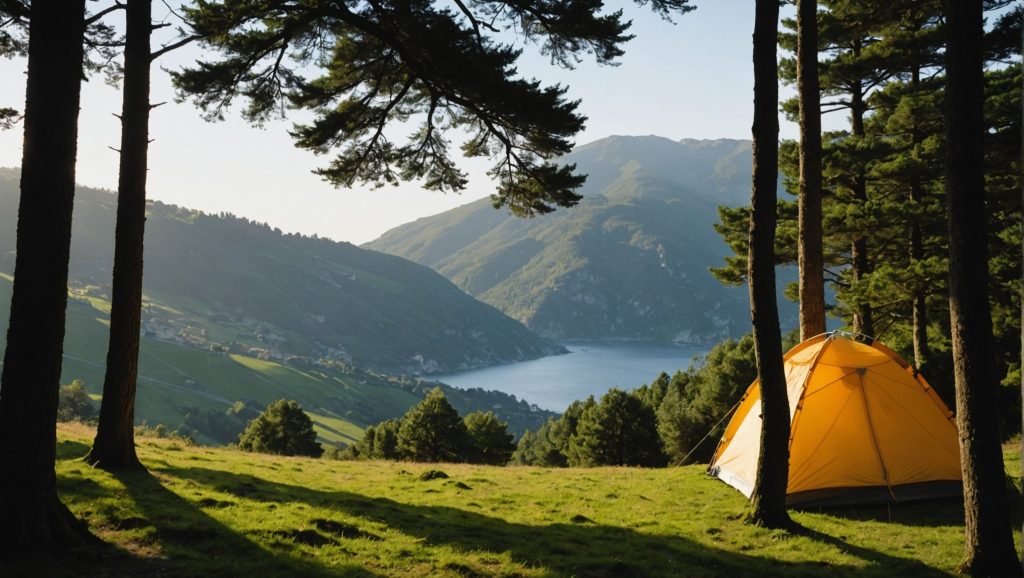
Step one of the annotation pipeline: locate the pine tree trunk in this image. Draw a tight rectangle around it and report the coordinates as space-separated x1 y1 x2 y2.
909 65 929 369
909 177 929 368
944 0 1020 573
796 0 826 341
849 72 873 337
87 0 152 471
747 0 790 529
0 0 95 554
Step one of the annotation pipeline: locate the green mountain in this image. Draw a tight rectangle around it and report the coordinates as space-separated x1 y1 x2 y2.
0 168 564 377
367 136 793 344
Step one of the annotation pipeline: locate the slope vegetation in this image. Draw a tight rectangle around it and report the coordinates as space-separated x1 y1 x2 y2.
368 136 795 344
7 423 1018 577
0 168 564 377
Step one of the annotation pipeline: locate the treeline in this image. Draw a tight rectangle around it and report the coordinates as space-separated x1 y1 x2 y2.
336 387 516 465
712 2 1022 434
346 334 793 468
514 334 794 467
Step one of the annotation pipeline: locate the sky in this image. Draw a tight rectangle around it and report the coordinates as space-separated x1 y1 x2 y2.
0 0 834 245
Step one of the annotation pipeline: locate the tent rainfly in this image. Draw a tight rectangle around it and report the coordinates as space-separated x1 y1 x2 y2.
708 332 962 507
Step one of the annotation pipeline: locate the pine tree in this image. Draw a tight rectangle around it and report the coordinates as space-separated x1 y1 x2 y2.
397 387 468 463
237 399 323 457
0 0 96 554
943 0 1019 572
172 0 692 215
568 389 663 467
463 411 515 465
88 0 197 470
746 0 790 529
795 0 826 340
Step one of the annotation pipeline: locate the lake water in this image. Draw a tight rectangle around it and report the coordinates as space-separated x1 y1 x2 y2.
434 342 710 412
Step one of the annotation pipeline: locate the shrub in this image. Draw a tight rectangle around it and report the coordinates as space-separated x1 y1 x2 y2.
463 411 515 465
397 387 467 463
238 399 323 457
568 388 664 467
57 379 95 422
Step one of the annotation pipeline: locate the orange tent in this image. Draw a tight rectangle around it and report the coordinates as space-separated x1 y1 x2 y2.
708 332 961 507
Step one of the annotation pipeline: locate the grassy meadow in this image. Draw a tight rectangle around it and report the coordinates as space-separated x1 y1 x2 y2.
2 423 1019 577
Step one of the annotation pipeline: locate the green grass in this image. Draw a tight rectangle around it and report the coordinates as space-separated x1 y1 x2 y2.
4 423 1019 578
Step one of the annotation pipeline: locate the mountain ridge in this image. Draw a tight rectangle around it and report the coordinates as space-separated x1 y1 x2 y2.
366 135 796 344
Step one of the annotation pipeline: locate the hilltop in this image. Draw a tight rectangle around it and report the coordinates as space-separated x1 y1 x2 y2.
0 168 564 377
6 423 1018 577
367 136 796 344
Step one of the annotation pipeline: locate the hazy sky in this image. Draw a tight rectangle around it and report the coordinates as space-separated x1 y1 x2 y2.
0 0 832 245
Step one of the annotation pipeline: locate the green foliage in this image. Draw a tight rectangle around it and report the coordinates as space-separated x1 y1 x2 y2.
32 424 1017 577
183 400 263 445
656 334 772 464
368 136 769 343
463 411 515 465
173 0 692 216
57 379 95 423
513 397 592 466
567 389 664 467
349 418 403 461
238 399 323 458
397 388 468 463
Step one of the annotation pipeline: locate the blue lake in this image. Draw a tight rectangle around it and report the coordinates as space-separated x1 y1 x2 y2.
434 342 711 412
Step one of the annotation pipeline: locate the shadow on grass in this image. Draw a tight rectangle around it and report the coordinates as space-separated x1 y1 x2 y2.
163 465 952 578
2 458 382 578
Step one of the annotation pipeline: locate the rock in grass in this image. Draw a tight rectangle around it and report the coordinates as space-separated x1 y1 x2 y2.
570 514 593 524
418 469 449 481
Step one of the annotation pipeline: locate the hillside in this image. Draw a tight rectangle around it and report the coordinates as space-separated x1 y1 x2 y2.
8 423 1019 577
367 136 795 344
0 275 555 445
0 168 564 376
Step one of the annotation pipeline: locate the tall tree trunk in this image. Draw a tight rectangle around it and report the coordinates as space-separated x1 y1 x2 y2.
849 71 873 337
796 0 825 341
747 0 790 529
87 0 152 471
0 0 94 554
909 65 929 369
944 0 1019 573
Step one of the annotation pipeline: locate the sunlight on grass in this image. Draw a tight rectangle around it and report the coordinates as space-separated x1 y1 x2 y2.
6 423 1015 578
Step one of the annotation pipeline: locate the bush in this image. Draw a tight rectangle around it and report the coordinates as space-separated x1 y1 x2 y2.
238 399 323 457
58 379 95 422
350 418 403 460
397 387 467 462
463 411 515 465
568 388 664 467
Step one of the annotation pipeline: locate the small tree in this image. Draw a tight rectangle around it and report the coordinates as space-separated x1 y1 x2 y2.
464 411 515 465
57 379 95 423
238 399 323 457
397 387 467 463
568 389 664 467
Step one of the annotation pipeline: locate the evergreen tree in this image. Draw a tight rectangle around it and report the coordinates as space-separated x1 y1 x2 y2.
794 0 826 340
172 0 692 216
89 0 197 470
463 411 515 465
568 389 663 467
238 399 323 457
943 0 1019 572
397 387 468 463
57 380 96 423
746 0 790 529
0 0 96 554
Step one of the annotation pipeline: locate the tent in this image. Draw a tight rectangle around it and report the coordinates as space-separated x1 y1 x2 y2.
708 332 961 507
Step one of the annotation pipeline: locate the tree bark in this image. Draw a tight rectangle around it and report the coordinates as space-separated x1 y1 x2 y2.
796 0 826 341
944 0 1019 573
909 65 929 369
87 0 152 471
0 0 95 554
849 69 873 338
747 0 790 529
